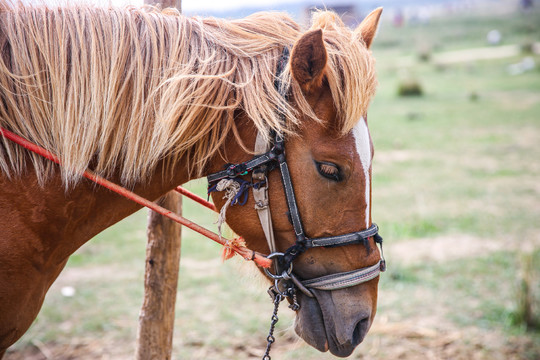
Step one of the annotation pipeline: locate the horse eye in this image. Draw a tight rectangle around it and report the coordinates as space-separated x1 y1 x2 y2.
315 161 342 182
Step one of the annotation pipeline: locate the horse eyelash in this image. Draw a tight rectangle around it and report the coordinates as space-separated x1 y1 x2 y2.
319 163 337 175
315 161 342 182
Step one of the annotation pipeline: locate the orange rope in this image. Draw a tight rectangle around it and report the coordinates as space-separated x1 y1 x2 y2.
0 127 272 268
175 186 217 211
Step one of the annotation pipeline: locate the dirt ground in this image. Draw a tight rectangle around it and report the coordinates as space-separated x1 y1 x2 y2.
5 235 539 360
3 330 536 360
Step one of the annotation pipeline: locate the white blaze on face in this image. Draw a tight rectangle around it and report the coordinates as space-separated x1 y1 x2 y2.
352 117 372 228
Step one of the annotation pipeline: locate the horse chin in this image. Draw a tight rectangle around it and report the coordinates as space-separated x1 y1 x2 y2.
294 288 372 358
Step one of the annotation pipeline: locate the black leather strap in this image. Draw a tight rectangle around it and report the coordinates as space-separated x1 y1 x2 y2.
306 223 379 248
207 148 279 184
206 45 385 282
277 157 305 242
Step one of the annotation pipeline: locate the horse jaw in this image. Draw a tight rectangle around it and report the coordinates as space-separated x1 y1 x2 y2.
293 285 377 357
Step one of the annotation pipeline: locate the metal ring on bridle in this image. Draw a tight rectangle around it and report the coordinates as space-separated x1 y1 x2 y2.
263 252 293 280
273 279 291 297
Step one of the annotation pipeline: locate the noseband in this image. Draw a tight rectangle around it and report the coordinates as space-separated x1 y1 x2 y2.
207 47 386 301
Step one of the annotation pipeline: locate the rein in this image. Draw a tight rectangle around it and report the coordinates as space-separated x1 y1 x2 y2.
0 126 271 268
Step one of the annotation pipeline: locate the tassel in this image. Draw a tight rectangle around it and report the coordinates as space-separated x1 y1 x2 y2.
221 245 235 262
221 237 246 262
220 237 273 269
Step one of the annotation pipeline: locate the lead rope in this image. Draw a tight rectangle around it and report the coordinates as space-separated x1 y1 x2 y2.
262 292 283 360
262 279 299 359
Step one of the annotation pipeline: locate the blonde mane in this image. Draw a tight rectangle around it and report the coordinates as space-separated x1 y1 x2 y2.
0 2 376 186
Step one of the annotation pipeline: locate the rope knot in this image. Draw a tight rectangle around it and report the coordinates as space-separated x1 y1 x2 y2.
221 237 246 261
206 177 274 268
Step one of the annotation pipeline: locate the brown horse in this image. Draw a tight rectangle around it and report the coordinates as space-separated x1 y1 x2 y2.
0 2 382 358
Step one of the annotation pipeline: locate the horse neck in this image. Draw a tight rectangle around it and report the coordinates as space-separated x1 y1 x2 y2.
0 158 191 266
22 112 255 266
0 155 190 353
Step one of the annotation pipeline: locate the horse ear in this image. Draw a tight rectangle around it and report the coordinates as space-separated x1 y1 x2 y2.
290 29 327 92
354 7 383 49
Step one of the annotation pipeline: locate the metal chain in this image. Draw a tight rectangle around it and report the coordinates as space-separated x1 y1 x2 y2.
262 292 283 360
288 288 299 311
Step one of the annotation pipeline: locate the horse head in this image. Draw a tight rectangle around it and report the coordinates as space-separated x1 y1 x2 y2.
208 8 383 357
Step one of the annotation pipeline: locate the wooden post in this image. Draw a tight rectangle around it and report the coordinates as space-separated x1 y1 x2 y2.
136 1 181 359
136 192 182 360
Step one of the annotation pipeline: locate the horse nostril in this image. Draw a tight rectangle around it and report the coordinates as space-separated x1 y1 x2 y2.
351 316 370 346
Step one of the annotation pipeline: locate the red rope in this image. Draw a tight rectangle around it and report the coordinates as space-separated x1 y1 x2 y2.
0 127 271 268
175 186 216 212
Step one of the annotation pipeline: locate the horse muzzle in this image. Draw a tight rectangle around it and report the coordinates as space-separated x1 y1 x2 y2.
294 286 375 357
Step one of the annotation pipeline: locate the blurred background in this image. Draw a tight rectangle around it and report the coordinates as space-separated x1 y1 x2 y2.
5 0 540 359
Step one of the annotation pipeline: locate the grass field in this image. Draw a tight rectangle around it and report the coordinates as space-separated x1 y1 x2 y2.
5 6 540 360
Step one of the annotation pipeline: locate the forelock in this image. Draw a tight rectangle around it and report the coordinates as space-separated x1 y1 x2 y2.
310 10 378 133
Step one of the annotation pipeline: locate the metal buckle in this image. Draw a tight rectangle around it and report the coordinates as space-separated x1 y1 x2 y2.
253 174 269 210
263 252 293 280
254 199 268 210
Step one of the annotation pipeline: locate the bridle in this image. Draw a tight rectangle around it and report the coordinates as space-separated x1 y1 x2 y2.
206 47 386 359
207 47 386 301
207 129 386 298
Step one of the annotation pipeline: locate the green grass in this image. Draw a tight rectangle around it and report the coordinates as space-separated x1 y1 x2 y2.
6 7 540 360
370 47 540 241
411 250 539 334
374 7 540 55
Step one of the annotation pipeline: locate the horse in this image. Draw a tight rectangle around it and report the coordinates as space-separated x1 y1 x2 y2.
0 2 383 358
